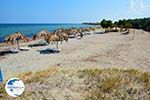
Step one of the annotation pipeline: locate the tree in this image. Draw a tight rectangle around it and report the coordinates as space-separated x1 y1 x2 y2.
84 17 150 32
124 21 133 29
100 19 113 28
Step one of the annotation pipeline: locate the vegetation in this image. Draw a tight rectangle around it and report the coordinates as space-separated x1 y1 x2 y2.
80 69 150 100
19 68 57 83
100 19 113 28
83 17 150 32
115 19 133 29
0 68 150 99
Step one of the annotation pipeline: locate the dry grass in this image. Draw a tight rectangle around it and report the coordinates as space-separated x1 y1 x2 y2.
19 68 58 83
0 68 150 100
80 69 150 100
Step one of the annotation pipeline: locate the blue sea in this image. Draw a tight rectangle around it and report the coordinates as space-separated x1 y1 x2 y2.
0 24 92 42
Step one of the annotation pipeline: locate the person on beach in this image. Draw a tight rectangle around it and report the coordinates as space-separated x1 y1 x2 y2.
0 68 3 82
79 29 83 38
80 32 83 38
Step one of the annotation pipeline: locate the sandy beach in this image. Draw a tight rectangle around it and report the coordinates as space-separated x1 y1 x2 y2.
0 29 150 100
1 0 150 99
0 29 150 79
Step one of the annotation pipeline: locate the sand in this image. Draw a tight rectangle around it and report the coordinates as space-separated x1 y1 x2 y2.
0 29 150 79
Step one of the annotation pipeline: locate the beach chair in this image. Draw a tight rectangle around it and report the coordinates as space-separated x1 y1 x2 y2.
10 48 20 53
0 48 19 56
28 40 48 47
19 47 30 51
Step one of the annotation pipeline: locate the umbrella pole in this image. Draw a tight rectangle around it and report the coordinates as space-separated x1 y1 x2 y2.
17 40 20 49
56 41 58 49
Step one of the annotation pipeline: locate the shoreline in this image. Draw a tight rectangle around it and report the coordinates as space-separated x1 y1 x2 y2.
0 23 93 42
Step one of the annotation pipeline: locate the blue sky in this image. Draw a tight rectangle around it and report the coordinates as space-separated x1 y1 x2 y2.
0 0 150 23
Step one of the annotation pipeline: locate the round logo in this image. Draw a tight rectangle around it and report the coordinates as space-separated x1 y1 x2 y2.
5 78 25 97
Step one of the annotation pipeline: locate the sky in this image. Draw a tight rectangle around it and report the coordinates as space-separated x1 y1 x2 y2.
0 0 150 23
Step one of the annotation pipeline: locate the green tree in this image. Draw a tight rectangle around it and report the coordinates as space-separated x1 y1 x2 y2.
124 21 133 29
100 19 113 28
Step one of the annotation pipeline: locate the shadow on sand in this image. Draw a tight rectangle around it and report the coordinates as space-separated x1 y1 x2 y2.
37 48 61 55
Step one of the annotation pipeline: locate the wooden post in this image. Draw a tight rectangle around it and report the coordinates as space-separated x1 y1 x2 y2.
16 37 20 49
17 40 20 49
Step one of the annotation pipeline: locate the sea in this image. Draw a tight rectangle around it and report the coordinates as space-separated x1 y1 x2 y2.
0 24 92 42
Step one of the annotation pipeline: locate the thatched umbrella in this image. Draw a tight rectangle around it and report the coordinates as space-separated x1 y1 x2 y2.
44 30 69 49
66 28 79 38
80 28 91 32
4 32 29 49
48 33 60 49
69 28 79 33
55 29 69 42
33 30 49 40
44 32 52 44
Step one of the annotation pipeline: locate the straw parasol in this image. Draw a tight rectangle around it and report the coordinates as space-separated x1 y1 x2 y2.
33 30 49 40
4 32 29 49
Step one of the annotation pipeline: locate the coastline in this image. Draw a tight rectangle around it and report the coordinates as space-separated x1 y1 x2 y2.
0 23 92 42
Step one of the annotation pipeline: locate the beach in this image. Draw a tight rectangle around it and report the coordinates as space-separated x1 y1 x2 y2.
1 0 150 99
0 29 150 79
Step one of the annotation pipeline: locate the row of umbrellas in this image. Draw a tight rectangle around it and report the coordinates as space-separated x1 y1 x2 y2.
3 27 95 49
33 28 93 39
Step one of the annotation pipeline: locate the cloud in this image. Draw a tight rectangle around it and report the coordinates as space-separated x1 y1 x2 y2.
129 0 150 14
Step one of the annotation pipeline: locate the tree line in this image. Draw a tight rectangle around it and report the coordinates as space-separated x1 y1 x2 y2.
83 17 150 32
